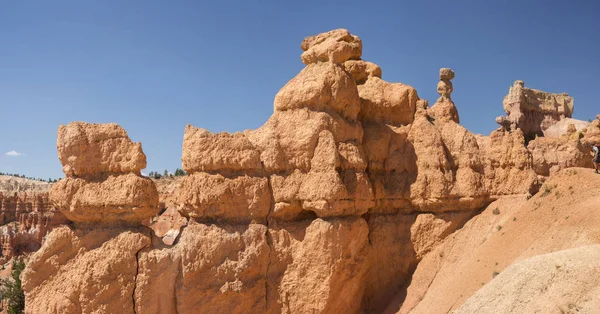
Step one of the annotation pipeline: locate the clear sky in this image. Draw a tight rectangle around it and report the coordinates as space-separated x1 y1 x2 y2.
1 0 599 179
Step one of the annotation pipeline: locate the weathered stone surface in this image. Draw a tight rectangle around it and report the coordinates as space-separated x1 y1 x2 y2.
181 125 262 174
178 172 271 223
528 137 590 176
267 217 370 313
22 227 149 314
247 109 363 173
274 62 361 120
300 29 362 65
501 80 574 138
134 221 270 313
480 129 539 195
176 222 269 313
428 99 459 123
439 68 455 80
407 115 487 211
543 117 590 138
342 60 382 85
358 77 419 126
410 211 476 260
148 207 187 245
50 173 159 225
582 115 600 145
57 122 147 178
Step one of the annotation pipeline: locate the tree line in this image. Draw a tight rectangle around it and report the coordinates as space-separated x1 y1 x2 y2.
0 172 59 183
1 168 189 182
147 168 186 179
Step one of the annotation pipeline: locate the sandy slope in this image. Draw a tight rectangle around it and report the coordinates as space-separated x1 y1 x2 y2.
397 167 600 314
455 245 600 314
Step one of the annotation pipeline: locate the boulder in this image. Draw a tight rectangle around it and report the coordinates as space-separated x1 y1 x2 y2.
300 29 362 65
57 122 146 178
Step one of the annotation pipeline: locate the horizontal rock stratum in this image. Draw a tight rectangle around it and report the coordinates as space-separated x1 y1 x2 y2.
22 29 600 314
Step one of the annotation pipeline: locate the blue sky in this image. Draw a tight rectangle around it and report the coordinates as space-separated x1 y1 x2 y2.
1 0 599 179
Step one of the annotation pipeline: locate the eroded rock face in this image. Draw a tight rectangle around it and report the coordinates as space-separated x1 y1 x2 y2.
479 129 539 195
543 117 590 138
22 227 149 314
274 62 361 120
50 122 159 226
300 28 362 65
498 80 574 138
51 173 159 225
527 137 590 177
57 122 147 177
358 77 419 126
181 125 263 174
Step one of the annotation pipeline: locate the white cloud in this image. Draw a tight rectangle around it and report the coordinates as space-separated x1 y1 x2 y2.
5 150 23 157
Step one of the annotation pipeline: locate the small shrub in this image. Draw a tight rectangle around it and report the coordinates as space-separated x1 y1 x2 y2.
0 259 25 314
492 271 500 278
497 225 502 231
492 208 500 215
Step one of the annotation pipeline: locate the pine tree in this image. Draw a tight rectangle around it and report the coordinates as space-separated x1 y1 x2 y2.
0 259 25 314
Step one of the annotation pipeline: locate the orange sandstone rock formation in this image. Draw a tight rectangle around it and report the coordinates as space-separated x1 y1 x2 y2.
497 80 574 138
50 122 159 226
22 29 599 314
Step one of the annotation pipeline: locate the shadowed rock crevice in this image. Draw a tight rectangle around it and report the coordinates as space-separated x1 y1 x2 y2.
132 243 145 314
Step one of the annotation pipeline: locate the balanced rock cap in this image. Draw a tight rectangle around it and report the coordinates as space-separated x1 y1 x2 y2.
300 29 362 65
439 68 455 80
57 122 147 178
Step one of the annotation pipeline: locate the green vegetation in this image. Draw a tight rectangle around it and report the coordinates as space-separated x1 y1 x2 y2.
147 168 187 179
0 259 25 314
0 172 58 183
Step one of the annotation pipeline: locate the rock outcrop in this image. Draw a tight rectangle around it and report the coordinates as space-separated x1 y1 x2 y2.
497 80 573 139
21 29 600 314
50 122 159 226
428 68 459 123
22 122 159 313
